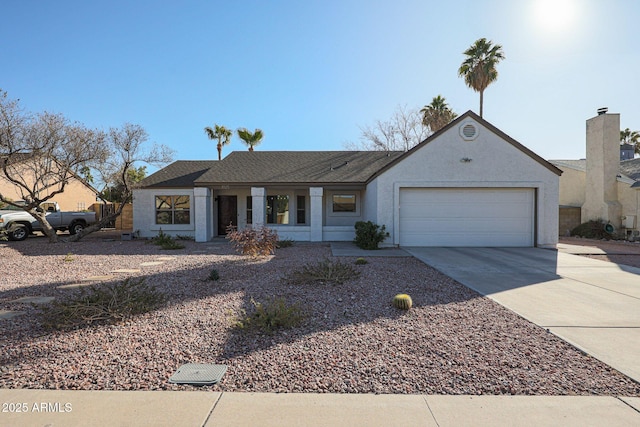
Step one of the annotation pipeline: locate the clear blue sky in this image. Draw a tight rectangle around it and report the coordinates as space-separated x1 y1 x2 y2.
2 0 638 169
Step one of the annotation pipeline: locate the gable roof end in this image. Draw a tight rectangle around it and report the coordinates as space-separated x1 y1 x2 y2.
368 110 562 182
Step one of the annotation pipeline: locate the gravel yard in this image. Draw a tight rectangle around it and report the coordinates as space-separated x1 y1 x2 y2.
1 234 639 395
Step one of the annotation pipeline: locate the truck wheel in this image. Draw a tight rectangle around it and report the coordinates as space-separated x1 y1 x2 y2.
69 221 85 235
7 225 29 241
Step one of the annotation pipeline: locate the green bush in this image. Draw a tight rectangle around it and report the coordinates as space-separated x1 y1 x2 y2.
150 229 185 250
355 257 368 265
276 238 294 248
288 258 360 285
38 278 167 330
175 234 195 241
226 225 278 257
570 220 613 240
234 297 304 334
354 221 389 250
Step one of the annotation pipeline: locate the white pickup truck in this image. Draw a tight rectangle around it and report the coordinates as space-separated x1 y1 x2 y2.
0 202 97 241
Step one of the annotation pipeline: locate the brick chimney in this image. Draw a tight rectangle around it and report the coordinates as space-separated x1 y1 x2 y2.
582 109 622 227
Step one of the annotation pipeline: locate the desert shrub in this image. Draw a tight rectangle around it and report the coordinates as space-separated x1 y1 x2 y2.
226 225 278 257
392 294 413 310
175 234 195 241
355 257 368 265
288 258 360 285
276 238 294 248
63 252 75 263
150 229 185 250
159 240 185 250
570 220 613 240
38 278 167 330
234 297 304 334
208 268 220 281
354 221 389 250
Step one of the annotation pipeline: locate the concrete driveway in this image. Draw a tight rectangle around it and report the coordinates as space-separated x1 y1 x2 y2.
405 247 640 383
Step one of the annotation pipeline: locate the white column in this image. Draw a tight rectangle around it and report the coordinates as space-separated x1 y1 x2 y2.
251 187 265 227
194 187 211 242
310 187 323 241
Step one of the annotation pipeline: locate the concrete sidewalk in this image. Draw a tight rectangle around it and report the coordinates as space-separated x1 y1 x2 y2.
405 247 640 383
1 389 638 426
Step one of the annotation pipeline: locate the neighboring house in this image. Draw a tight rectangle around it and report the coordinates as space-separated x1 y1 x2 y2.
0 153 101 212
134 111 561 247
551 111 640 237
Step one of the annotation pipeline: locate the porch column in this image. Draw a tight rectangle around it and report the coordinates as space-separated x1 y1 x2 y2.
193 187 211 242
251 187 265 228
310 187 323 241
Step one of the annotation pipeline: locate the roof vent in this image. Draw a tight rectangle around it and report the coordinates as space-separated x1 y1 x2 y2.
459 122 479 141
597 107 608 115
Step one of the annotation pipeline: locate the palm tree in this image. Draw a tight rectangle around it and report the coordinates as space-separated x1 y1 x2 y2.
420 95 458 133
237 128 264 151
204 124 232 160
458 38 505 118
620 128 640 154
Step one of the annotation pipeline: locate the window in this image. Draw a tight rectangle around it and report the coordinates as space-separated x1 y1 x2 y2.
332 194 356 213
155 195 190 224
296 195 306 224
246 196 252 224
266 195 289 224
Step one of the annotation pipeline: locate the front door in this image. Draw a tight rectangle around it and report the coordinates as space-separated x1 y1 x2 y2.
217 195 237 235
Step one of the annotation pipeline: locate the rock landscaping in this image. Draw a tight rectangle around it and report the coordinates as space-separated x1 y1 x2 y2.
0 235 638 395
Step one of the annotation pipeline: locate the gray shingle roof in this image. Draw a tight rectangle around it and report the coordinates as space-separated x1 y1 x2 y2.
194 151 404 185
550 158 640 185
620 158 640 182
138 161 216 188
549 159 587 171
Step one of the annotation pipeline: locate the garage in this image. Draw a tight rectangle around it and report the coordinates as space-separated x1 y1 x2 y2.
399 188 535 247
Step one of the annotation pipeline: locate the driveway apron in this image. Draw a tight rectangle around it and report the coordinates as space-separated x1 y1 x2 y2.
405 247 640 383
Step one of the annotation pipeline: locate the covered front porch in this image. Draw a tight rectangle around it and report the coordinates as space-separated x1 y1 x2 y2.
194 186 366 243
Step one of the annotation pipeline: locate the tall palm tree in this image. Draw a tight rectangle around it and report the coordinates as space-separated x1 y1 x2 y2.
420 95 457 133
458 38 505 118
204 124 232 160
237 128 264 151
620 128 640 154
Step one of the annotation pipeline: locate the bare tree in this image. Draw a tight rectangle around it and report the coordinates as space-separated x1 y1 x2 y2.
70 123 175 241
0 90 174 242
1 92 109 242
346 105 429 151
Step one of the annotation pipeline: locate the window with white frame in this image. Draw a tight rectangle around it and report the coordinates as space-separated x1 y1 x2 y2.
246 196 252 224
155 195 190 224
332 194 356 213
266 195 289 224
296 195 306 224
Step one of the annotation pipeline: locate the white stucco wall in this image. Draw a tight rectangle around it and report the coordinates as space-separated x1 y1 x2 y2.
368 118 560 248
133 188 196 238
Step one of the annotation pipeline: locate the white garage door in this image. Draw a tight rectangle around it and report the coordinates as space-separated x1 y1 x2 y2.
399 188 535 247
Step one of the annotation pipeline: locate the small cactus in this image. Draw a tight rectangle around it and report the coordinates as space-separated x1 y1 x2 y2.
355 257 368 265
392 294 412 310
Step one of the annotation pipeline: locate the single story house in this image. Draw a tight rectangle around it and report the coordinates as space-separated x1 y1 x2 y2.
551 110 640 237
134 111 561 247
